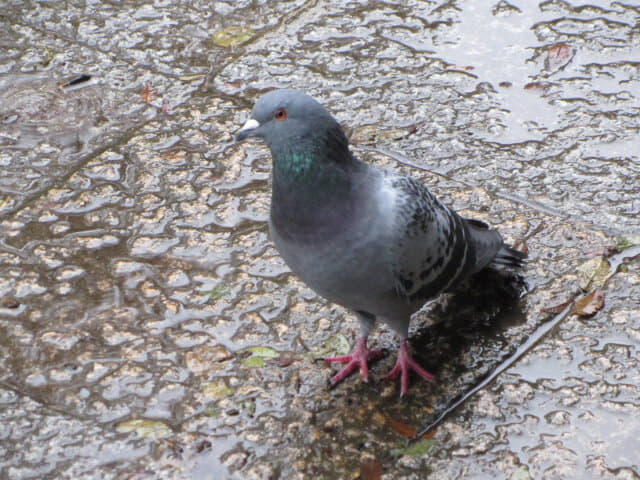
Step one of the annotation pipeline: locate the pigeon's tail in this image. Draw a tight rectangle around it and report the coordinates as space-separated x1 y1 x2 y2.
463 218 527 273
492 245 527 268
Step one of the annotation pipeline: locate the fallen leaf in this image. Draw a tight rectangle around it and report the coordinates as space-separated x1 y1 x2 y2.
243 356 266 368
116 419 170 439
196 440 212 453
512 239 528 254
235 399 256 417
202 380 233 400
212 26 253 47
384 414 416 438
510 466 533 480
200 283 229 300
314 333 351 359
547 43 573 71
245 346 279 357
178 74 206 81
0 298 20 309
524 82 545 92
615 235 640 251
185 345 232 374
448 64 474 71
161 150 187 162
420 428 436 440
572 288 605 317
360 460 383 480
242 346 279 367
577 256 611 290
40 47 54 68
141 81 156 103
541 297 573 314
270 356 301 368
398 438 436 456
499 81 512 88
584 245 617 258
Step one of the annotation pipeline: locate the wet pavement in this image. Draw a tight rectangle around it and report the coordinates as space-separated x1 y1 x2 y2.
1 1 639 479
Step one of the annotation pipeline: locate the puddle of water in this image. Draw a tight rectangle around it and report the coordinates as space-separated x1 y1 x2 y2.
1 0 640 479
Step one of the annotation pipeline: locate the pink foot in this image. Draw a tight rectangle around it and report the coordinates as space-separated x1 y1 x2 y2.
324 336 383 386
384 339 435 397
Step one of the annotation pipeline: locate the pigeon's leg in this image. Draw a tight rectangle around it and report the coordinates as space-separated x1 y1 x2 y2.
384 339 434 397
324 312 383 385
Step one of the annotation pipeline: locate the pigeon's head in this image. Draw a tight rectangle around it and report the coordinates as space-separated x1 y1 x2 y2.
235 89 340 148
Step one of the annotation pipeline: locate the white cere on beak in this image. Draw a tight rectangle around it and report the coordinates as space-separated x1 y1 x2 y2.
238 118 260 133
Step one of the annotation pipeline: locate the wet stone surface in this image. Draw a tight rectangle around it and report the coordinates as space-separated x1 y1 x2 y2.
1 1 639 479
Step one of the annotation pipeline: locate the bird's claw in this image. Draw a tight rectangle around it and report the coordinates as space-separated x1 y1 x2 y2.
384 339 434 397
323 336 383 388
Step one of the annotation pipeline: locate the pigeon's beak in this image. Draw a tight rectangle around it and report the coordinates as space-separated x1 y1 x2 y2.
235 118 261 142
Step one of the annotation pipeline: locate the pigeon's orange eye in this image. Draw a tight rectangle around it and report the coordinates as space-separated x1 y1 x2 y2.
275 108 287 120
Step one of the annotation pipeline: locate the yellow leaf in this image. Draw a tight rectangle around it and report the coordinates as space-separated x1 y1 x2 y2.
577 256 610 290
116 419 170 439
212 27 253 47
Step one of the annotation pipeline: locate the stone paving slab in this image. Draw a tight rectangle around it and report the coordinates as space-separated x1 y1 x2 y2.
0 1 639 479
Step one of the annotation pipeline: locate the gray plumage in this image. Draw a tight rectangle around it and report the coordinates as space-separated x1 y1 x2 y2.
236 89 525 395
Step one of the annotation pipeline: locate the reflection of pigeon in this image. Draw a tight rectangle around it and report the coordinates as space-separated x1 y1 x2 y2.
236 89 526 396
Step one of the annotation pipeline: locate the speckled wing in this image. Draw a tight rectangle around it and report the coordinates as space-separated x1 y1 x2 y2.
387 175 482 302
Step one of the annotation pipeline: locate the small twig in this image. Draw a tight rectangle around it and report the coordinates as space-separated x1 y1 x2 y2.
415 303 573 438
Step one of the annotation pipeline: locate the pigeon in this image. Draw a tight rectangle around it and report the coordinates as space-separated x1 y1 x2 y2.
235 89 526 396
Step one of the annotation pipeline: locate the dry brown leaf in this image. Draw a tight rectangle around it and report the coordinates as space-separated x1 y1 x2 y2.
360 459 383 480
572 288 605 317
0 298 20 309
512 239 528 255
421 428 436 440
161 150 187 162
141 81 156 103
547 43 573 71
448 64 474 71
384 414 416 438
269 356 302 368
583 245 617 258
524 82 545 92
541 298 574 314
